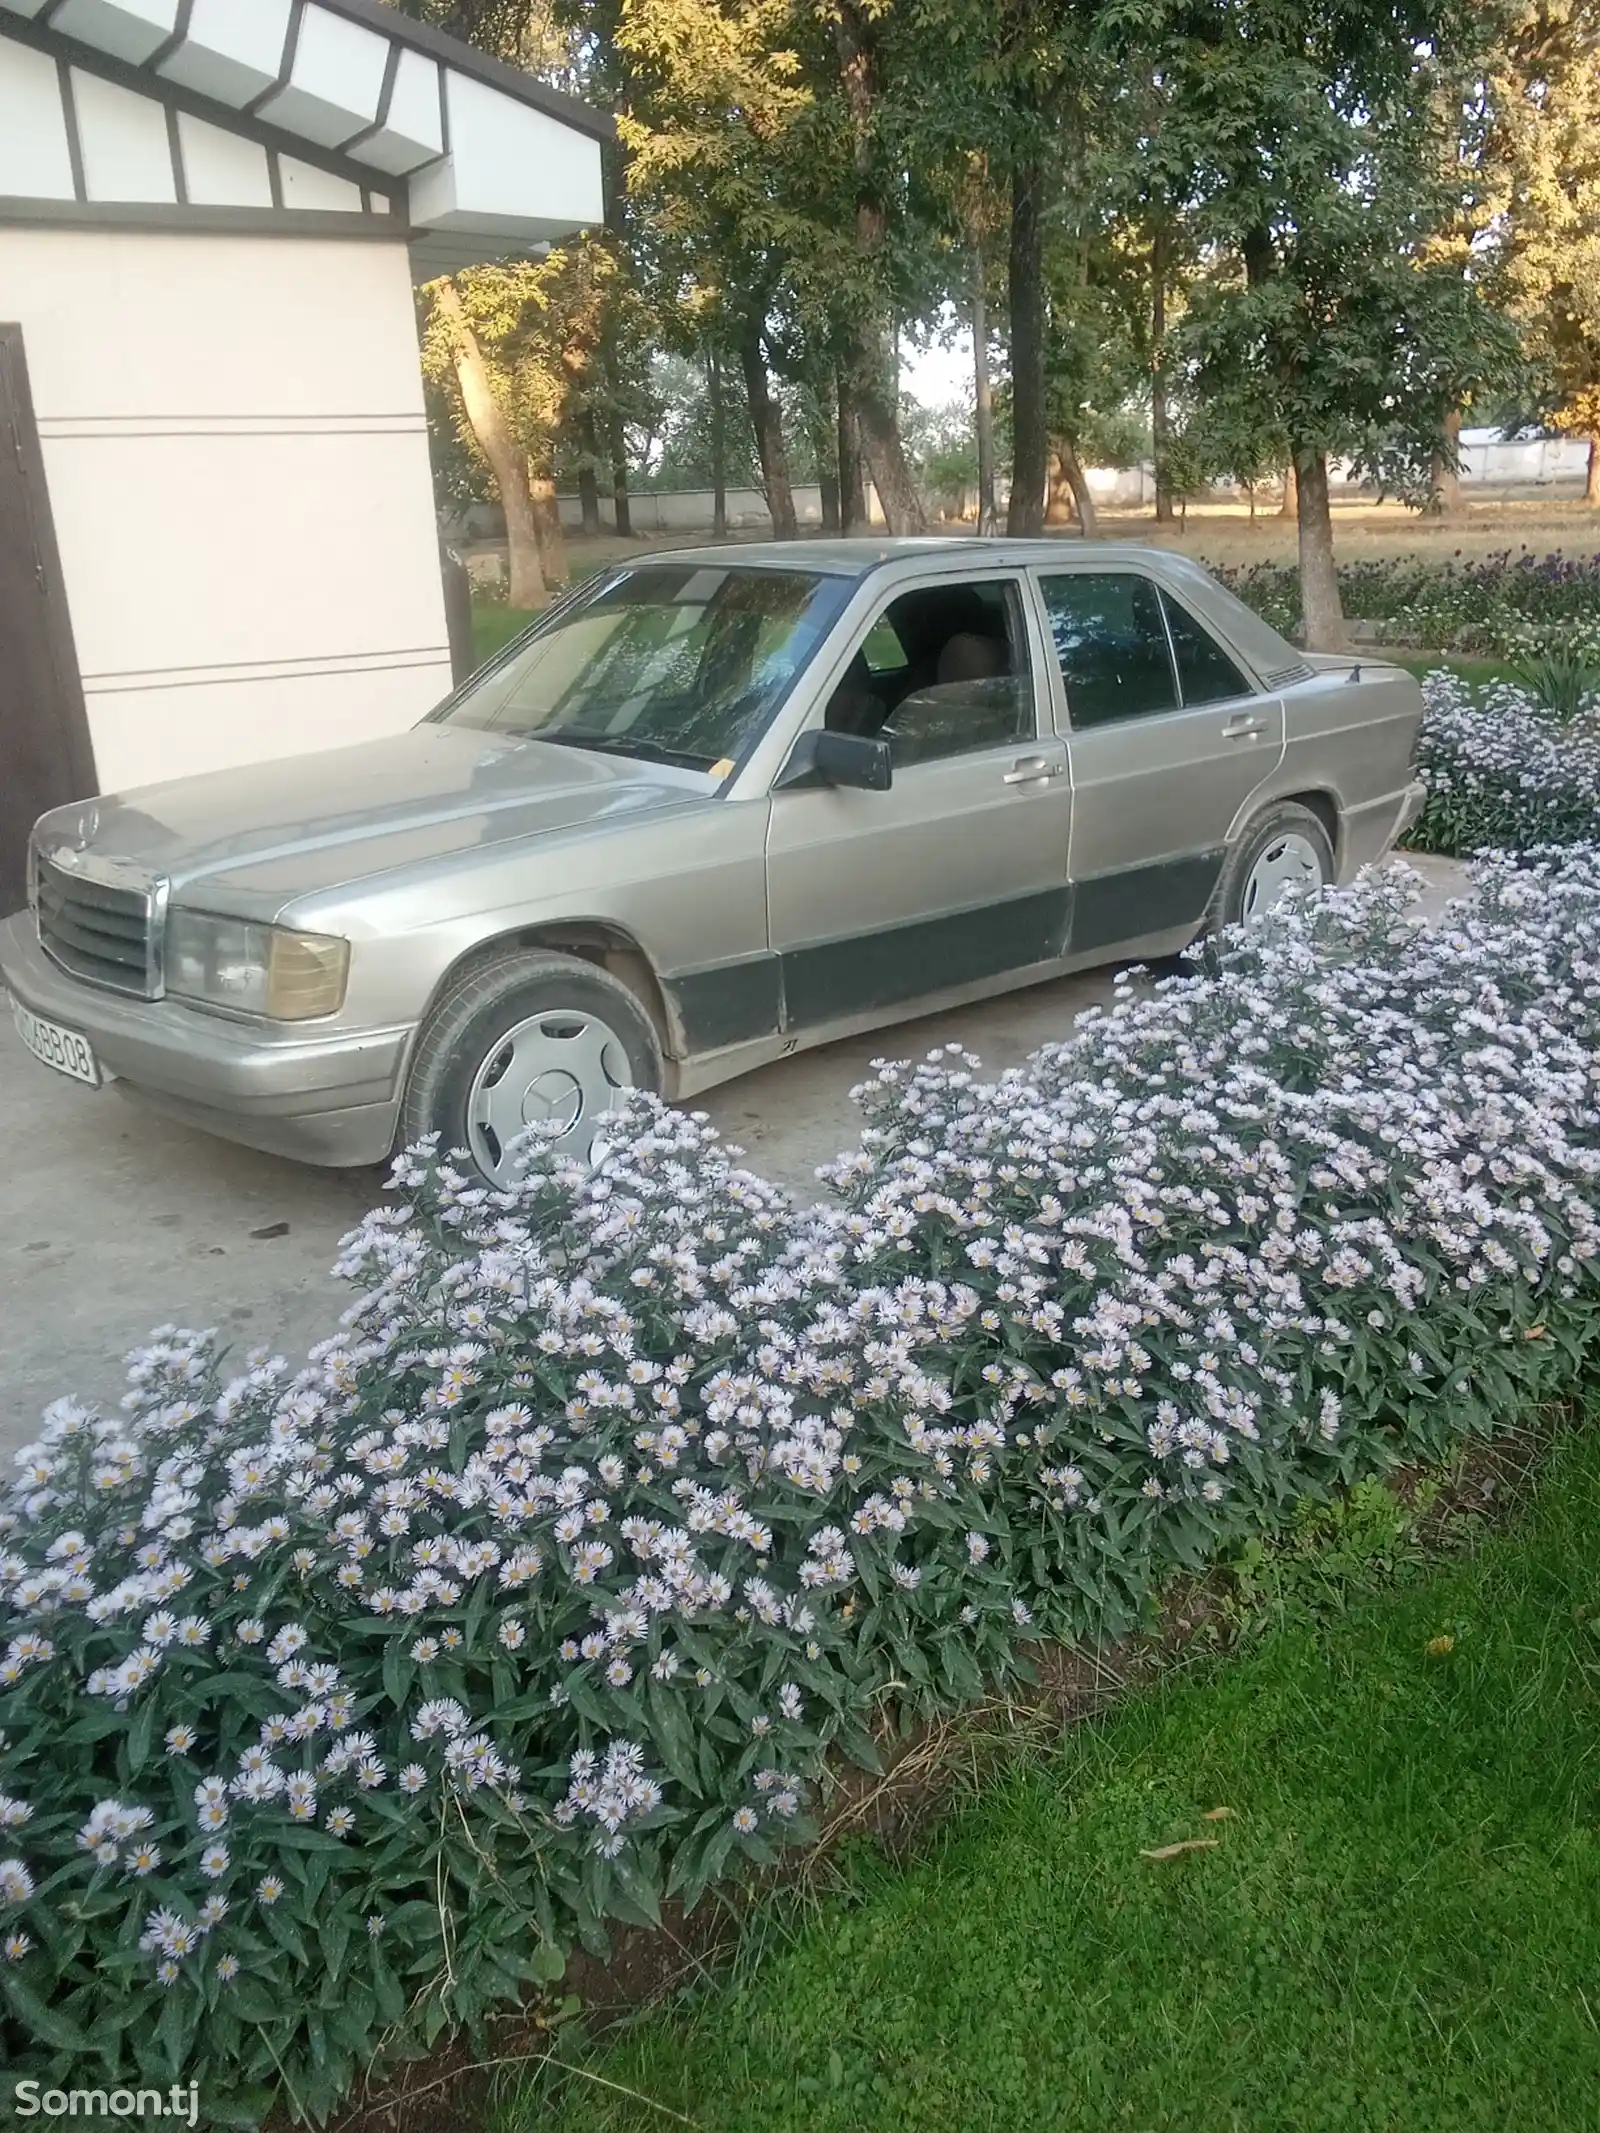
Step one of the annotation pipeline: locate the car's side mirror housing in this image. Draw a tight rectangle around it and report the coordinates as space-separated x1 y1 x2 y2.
817 730 892 791
775 729 893 793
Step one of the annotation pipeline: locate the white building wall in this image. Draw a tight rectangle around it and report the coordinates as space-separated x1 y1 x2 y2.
0 224 452 794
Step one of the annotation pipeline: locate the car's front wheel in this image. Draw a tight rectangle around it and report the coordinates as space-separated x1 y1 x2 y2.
399 948 662 1185
1207 800 1336 932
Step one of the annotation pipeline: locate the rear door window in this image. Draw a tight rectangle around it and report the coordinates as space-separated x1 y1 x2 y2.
1162 594 1253 705
1038 573 1178 730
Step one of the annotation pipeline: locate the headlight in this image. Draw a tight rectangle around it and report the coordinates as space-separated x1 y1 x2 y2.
165 911 349 1021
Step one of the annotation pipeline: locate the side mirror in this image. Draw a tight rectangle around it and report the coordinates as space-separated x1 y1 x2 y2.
776 729 893 793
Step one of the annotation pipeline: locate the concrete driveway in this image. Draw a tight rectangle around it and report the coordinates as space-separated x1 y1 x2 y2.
0 855 1469 1457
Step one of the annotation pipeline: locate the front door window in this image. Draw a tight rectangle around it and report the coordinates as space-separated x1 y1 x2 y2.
824 579 1037 763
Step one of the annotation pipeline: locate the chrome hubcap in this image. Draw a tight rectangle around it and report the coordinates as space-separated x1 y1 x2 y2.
466 1009 633 1180
1242 830 1324 919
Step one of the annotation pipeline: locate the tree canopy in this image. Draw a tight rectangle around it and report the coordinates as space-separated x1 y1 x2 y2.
409 0 1600 644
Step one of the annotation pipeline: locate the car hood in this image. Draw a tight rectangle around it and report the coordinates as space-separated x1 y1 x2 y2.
35 726 718 911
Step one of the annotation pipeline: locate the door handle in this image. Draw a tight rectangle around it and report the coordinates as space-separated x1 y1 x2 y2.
1003 755 1066 785
1223 715 1265 740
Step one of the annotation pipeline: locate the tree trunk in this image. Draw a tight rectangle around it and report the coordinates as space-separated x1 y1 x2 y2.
1058 437 1097 535
1045 442 1075 525
818 450 841 533
740 322 798 539
576 407 603 536
1294 447 1346 651
707 345 728 539
1151 217 1175 524
576 461 602 537
598 171 634 539
528 466 568 587
1279 459 1299 521
811 382 841 533
831 0 926 535
972 248 998 534
607 412 632 537
853 371 924 531
1587 436 1599 505
1007 147 1048 536
1429 407 1462 515
434 280 544 608
838 372 866 531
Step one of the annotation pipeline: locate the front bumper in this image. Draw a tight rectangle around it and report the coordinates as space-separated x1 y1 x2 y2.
0 911 408 1167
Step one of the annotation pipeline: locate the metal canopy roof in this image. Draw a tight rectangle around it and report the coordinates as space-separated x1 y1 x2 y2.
0 0 609 271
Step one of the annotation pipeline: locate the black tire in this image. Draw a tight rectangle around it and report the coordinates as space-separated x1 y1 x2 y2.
398 947 662 1182
1204 800 1336 934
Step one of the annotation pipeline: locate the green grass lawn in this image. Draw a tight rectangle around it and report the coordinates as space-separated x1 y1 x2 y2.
506 1428 1600 2133
1385 650 1516 688
472 603 540 663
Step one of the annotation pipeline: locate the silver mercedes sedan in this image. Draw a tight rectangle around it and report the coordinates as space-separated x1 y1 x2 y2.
2 539 1424 1185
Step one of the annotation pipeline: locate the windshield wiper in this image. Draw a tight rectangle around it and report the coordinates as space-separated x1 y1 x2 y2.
540 732 713 771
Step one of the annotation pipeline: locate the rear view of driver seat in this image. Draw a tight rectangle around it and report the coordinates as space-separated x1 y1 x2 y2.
935 631 1009 686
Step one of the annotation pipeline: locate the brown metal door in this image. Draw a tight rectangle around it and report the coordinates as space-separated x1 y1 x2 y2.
0 323 96 918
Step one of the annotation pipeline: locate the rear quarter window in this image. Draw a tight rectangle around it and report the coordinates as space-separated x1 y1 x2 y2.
1163 594 1253 705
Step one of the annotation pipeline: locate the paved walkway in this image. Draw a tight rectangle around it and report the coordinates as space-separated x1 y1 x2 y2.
0 855 1469 1456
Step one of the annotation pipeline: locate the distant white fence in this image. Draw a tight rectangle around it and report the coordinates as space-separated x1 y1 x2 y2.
551 484 889 533
448 485 886 542
1326 435 1589 492
1455 434 1590 486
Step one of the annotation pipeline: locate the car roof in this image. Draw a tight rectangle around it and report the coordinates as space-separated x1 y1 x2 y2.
624 537 1188 579
597 537 1305 683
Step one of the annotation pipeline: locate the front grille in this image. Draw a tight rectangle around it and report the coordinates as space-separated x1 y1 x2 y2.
35 856 157 997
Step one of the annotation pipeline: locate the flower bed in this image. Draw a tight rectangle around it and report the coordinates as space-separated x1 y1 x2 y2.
1412 672 1600 855
6 855 1600 2121
1218 549 1600 661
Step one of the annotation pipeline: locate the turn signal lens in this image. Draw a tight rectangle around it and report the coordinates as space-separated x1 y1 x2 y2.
264 929 351 1020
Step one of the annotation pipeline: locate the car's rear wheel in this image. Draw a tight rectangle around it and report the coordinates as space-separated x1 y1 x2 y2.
1207 801 1336 932
399 948 662 1184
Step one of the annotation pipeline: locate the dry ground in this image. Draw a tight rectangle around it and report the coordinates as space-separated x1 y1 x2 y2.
1106 490 1600 568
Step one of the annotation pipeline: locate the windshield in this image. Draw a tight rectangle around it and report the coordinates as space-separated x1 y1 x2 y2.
435 563 847 770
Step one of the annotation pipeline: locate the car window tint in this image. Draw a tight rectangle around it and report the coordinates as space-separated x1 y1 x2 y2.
873 579 1036 767
437 565 846 768
888 677 1036 767
1162 592 1252 706
1039 572 1177 728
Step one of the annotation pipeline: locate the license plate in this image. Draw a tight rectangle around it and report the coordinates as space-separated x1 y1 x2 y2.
12 1000 100 1087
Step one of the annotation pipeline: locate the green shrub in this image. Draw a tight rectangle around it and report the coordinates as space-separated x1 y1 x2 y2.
1509 647 1600 723
1219 549 1600 659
